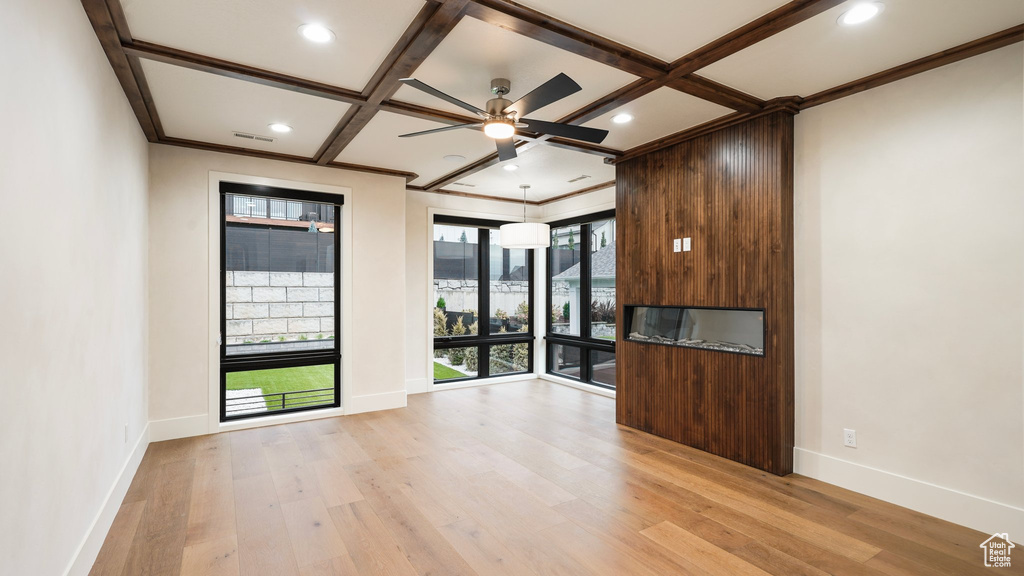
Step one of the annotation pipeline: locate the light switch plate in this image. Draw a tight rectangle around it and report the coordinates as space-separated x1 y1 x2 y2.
673 238 681 252
683 237 691 251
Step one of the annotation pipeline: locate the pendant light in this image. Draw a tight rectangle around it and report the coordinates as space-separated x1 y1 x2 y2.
499 185 550 249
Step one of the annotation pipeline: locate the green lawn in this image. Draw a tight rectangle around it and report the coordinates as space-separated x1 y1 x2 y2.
226 364 334 411
434 362 467 380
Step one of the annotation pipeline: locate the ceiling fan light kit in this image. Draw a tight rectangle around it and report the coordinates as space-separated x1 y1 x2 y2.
398 73 609 162
500 185 550 250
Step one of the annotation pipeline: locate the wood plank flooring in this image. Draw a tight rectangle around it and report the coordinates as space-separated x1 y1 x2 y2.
91 381 1015 575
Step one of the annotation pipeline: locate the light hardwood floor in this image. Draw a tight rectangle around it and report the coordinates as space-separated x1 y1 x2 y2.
91 381 1012 575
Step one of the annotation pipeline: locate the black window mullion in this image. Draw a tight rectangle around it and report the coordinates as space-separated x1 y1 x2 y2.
478 227 490 376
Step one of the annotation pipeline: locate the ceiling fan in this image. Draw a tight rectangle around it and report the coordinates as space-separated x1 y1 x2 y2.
397 73 609 161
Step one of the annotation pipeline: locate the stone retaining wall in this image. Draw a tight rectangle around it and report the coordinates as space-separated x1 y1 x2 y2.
225 271 335 345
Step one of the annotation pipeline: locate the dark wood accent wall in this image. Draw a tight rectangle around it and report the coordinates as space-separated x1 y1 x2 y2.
615 112 795 475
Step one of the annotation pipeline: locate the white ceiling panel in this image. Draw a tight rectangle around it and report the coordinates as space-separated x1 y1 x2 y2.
141 60 350 158
514 0 788 62
123 0 426 91
334 111 498 187
453 145 616 202
698 0 1024 99
392 17 638 122
584 87 732 151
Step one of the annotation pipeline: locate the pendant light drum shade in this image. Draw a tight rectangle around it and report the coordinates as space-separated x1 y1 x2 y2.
499 221 550 249
500 184 550 249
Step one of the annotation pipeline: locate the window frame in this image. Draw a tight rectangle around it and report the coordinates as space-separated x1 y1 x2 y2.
219 181 343 422
432 215 535 383
545 209 616 389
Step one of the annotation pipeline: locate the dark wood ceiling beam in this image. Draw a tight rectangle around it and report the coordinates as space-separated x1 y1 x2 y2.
557 78 660 125
537 180 615 206
160 136 419 180
81 0 159 141
666 0 847 81
801 24 1024 109
669 75 764 112
463 0 667 79
409 187 544 206
123 41 366 105
315 0 470 164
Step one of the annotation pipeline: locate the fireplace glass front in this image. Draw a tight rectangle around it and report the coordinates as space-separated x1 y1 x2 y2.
626 306 764 356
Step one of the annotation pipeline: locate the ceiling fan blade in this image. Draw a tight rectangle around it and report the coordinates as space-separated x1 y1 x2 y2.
504 73 582 118
520 118 609 144
495 138 517 162
399 78 488 117
398 123 482 138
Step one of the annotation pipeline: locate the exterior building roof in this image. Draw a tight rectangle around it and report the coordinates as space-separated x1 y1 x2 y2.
553 242 615 280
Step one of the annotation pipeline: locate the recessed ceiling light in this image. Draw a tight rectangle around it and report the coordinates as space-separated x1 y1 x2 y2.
298 24 336 43
443 154 466 162
503 164 519 171
268 123 292 133
611 113 634 124
838 2 884 26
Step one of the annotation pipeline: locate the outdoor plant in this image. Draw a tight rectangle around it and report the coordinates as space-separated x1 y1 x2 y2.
299 334 308 341
600 231 607 248
277 336 286 342
551 304 563 323
464 319 479 371
317 333 324 339
514 302 529 326
433 307 448 357
448 317 467 365
260 339 271 343
563 301 571 322
591 299 616 323
436 296 446 310
567 228 575 251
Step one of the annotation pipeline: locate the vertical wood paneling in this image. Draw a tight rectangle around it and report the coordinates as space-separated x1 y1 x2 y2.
615 112 795 476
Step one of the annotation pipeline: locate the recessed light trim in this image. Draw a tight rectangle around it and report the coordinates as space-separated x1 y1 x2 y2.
443 154 466 163
503 164 519 171
299 24 336 43
268 123 293 133
838 2 884 26
611 113 634 124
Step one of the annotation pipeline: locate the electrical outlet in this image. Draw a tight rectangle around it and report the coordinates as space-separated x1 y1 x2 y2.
843 428 857 448
673 238 681 252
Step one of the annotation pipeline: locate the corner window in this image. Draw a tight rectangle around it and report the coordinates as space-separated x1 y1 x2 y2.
547 211 615 389
433 217 534 383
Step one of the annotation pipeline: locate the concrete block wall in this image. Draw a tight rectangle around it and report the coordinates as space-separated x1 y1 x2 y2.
224 271 335 344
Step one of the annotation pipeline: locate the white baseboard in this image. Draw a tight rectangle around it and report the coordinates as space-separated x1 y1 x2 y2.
65 423 150 576
406 378 430 395
432 374 537 392
794 447 1024 537
149 414 209 442
540 373 616 398
346 389 407 415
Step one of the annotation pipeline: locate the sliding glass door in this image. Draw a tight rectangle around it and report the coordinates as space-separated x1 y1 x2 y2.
432 216 533 383
547 211 616 389
220 182 342 421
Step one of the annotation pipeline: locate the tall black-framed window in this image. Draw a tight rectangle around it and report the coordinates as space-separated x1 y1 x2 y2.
220 182 342 421
432 216 534 383
547 210 616 389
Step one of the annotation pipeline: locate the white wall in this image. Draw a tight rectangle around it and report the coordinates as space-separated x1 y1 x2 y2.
794 45 1024 535
0 1 150 575
148 146 407 431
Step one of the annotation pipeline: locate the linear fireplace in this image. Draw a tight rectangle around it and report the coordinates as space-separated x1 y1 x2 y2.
625 305 765 356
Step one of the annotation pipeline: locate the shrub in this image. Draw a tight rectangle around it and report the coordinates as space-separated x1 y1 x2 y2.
433 307 448 357
436 296 446 309
591 299 616 323
466 346 478 371
299 334 308 341
317 333 324 339
514 302 529 326
562 301 570 322
448 318 467 365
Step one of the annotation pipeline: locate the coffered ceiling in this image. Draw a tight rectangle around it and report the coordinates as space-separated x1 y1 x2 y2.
84 0 1023 205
